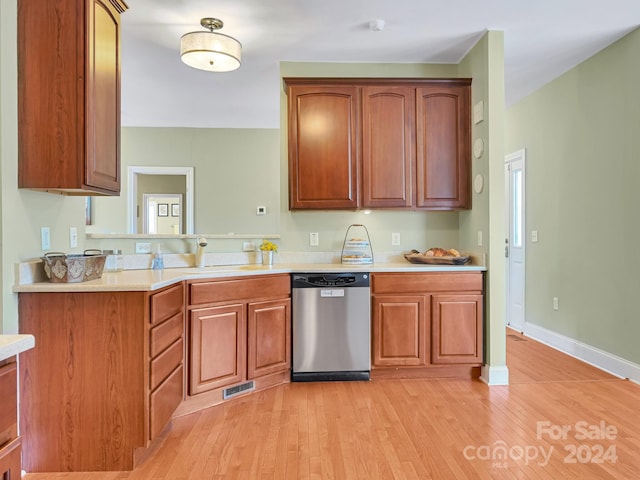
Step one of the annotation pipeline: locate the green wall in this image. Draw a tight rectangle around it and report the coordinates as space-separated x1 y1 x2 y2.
506 27 640 364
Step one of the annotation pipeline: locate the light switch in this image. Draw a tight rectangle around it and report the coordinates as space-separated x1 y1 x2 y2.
473 101 484 124
477 230 483 247
531 230 539 243
41 227 51 251
310 232 319 246
391 232 401 246
69 227 78 248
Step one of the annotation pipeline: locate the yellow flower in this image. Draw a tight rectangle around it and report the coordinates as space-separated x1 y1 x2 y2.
259 240 278 252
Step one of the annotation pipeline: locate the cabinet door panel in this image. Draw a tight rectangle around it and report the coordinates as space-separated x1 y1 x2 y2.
431 294 483 364
416 84 470 209
372 295 427 366
287 85 359 209
189 304 246 394
247 299 291 379
362 86 414 207
86 0 121 191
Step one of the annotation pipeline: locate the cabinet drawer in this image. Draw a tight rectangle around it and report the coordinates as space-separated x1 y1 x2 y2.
0 437 21 480
189 274 290 305
0 363 17 448
151 283 184 325
150 364 183 440
372 272 482 294
150 338 184 391
150 311 184 358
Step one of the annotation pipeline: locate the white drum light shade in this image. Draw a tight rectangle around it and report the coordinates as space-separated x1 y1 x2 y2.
180 18 242 72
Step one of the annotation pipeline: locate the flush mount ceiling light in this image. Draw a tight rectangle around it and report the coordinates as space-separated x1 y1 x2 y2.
180 17 242 72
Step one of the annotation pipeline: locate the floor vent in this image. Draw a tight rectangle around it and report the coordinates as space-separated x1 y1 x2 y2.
223 381 255 400
507 334 527 341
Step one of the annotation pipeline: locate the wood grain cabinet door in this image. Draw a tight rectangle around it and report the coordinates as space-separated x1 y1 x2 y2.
372 295 427 366
416 83 471 210
286 84 360 209
247 299 291 379
361 86 415 208
189 304 246 394
431 294 483 364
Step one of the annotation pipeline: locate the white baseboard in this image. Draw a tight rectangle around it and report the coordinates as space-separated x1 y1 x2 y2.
480 365 509 385
519 323 640 384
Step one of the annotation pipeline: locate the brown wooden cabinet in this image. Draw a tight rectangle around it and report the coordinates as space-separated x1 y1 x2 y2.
371 272 483 378
190 304 247 394
431 294 483 364
285 78 471 211
18 282 185 472
0 360 21 480
286 84 360 209
18 0 127 195
416 84 471 209
372 295 426 366
362 86 415 208
187 275 291 399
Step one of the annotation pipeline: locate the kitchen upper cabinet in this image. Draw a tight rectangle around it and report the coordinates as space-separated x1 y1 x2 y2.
286 83 360 209
416 84 471 209
285 78 471 211
18 0 127 195
362 86 414 208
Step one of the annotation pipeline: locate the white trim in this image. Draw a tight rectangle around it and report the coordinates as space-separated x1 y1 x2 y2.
480 365 510 385
127 166 194 234
522 323 640 384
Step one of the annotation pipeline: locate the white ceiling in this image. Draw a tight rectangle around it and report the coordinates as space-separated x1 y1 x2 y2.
121 0 640 129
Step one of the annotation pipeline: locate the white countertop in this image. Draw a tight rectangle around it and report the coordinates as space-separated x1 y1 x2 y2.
13 262 485 293
0 334 35 361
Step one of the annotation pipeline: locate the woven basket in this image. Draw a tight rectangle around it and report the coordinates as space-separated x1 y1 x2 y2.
41 250 107 283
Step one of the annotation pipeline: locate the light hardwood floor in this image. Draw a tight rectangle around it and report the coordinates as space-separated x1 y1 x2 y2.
24 330 640 479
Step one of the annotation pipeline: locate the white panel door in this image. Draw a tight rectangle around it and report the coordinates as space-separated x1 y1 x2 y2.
505 149 526 331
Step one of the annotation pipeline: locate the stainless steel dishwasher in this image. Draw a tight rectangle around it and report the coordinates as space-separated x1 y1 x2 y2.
291 272 370 381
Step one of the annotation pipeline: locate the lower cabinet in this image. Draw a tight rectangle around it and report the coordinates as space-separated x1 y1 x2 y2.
18 282 185 472
187 274 291 402
371 272 483 377
0 360 21 479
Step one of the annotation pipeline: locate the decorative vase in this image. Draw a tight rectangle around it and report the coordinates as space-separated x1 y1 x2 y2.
261 250 273 266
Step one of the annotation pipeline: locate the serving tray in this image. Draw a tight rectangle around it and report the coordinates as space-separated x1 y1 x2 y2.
404 250 471 265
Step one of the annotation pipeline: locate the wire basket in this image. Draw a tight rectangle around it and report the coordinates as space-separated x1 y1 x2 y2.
341 224 373 264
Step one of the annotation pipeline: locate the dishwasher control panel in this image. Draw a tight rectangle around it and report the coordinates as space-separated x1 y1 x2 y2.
291 272 369 288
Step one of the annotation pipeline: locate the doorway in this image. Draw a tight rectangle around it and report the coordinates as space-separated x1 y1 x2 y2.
505 149 526 331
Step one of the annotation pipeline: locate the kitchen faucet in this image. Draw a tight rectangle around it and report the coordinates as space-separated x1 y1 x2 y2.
196 237 208 268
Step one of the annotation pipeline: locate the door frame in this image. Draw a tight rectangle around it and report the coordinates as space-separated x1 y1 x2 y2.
504 148 526 331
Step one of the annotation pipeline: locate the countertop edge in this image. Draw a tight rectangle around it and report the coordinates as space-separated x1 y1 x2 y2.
13 263 486 293
0 334 36 361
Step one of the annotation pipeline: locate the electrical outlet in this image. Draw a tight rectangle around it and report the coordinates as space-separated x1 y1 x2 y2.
531 230 539 243
477 230 483 247
553 297 559 310
256 206 266 216
135 242 151 254
310 232 319 246
243 241 255 252
391 232 401 246
69 227 78 248
41 227 51 251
